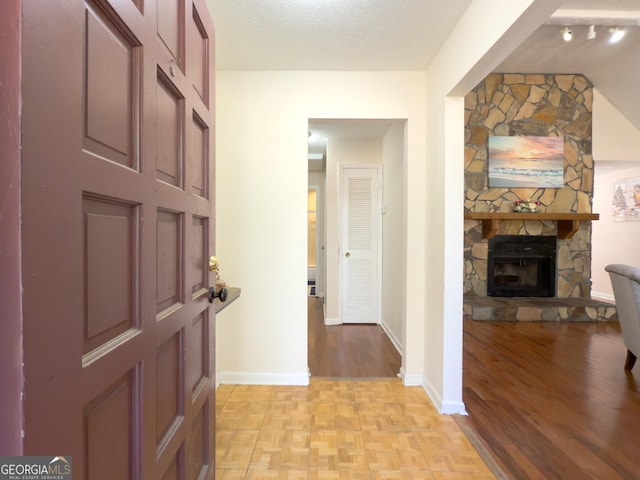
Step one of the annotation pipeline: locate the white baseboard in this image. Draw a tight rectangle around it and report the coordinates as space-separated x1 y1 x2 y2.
324 317 341 326
380 319 402 355
398 368 422 387
591 291 615 304
422 377 467 415
217 371 310 386
440 400 468 415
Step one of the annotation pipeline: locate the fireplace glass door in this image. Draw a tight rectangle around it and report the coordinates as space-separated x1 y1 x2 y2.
487 235 557 297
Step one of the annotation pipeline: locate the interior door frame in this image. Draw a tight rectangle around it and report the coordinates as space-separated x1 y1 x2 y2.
338 163 383 324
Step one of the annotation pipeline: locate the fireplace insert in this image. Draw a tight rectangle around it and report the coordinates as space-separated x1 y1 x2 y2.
487 235 557 297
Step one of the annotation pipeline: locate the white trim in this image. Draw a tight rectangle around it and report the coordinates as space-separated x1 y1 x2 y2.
380 318 402 355
422 376 467 415
217 372 310 386
440 400 468 415
324 317 341 326
399 369 422 387
592 291 615 304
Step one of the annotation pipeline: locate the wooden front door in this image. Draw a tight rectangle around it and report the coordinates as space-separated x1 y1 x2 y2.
21 0 217 477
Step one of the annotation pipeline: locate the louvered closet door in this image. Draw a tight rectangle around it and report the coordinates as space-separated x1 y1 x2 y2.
21 0 217 478
340 166 382 324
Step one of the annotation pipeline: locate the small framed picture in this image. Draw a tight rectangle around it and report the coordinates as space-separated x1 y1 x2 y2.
612 177 640 222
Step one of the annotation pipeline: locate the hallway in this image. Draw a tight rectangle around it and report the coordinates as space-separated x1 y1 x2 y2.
307 297 401 378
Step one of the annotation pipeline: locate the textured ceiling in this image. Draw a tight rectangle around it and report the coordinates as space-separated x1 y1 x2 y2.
206 0 640 167
207 0 474 71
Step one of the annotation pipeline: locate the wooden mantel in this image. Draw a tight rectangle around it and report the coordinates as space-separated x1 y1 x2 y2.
464 212 600 239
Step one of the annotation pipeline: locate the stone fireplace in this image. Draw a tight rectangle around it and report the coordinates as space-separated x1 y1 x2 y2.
463 73 617 322
464 73 595 300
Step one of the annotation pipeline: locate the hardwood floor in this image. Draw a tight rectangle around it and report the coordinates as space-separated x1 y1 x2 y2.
461 318 640 480
307 296 401 377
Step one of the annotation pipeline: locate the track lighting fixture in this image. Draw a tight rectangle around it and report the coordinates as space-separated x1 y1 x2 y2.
609 27 625 43
587 25 596 40
561 27 572 42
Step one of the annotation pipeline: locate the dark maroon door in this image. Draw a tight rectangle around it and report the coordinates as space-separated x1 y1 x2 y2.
21 0 217 477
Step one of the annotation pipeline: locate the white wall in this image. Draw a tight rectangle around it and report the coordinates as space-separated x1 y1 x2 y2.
593 89 640 162
325 137 383 325
215 71 427 385
592 164 640 301
382 123 406 354
591 89 640 301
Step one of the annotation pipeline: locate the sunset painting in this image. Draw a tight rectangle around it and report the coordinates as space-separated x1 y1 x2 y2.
488 136 565 188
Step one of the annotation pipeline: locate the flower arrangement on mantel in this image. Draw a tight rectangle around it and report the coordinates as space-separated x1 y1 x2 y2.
513 200 541 213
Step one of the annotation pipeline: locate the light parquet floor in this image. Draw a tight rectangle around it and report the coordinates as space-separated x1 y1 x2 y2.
216 378 496 479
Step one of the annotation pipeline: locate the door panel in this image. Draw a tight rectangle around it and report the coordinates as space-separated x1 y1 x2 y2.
85 370 136 480
190 112 209 197
191 216 208 294
157 73 184 187
157 209 184 315
84 0 141 168
157 0 185 67
83 195 139 354
189 9 208 103
340 166 382 324
21 0 217 478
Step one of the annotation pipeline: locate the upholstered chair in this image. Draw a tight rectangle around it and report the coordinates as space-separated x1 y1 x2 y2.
605 264 640 371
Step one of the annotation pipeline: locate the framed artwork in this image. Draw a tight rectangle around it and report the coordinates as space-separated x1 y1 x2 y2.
612 177 640 222
488 136 564 188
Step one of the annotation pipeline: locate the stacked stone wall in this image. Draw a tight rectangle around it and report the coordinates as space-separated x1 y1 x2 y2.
464 73 594 298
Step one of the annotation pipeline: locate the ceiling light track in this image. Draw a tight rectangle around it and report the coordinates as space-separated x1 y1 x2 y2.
559 24 627 43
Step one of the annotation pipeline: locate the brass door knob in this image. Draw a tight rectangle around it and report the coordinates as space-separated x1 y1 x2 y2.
345 252 350 258
209 256 220 272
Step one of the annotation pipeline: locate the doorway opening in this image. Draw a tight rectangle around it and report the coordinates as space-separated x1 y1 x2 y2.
306 118 406 377
308 187 318 296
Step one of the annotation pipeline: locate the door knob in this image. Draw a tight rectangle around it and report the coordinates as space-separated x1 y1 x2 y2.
209 256 220 272
208 286 228 303
207 256 226 303
345 252 350 257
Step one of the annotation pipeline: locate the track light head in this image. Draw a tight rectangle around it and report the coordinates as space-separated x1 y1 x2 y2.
609 27 625 43
587 25 596 40
562 27 573 42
